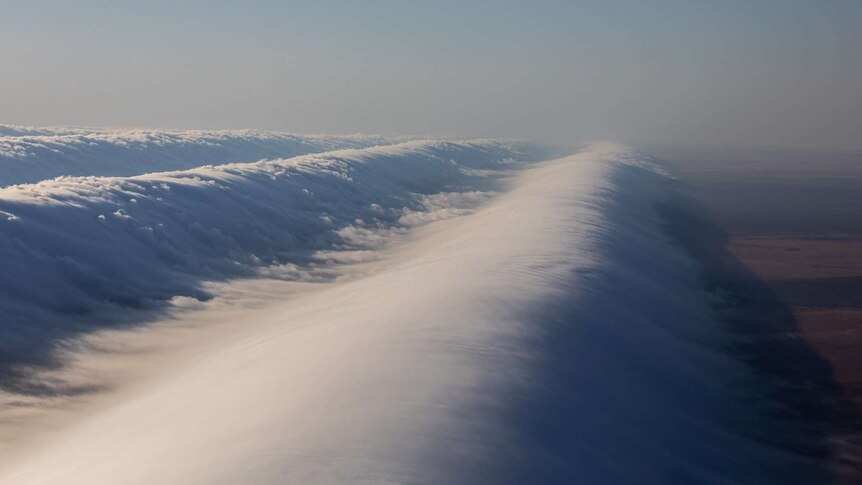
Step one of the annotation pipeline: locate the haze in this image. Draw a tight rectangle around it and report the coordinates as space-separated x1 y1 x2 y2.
2 0 861 149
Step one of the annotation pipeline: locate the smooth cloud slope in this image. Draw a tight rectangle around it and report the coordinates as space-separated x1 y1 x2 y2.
0 142 829 483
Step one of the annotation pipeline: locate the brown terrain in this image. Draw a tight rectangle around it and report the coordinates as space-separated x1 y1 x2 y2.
628 144 862 476
658 147 862 409
649 145 862 475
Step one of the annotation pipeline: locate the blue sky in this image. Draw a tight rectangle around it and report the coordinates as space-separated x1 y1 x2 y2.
2 0 861 148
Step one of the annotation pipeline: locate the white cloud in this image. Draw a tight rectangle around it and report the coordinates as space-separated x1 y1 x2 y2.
0 143 816 483
0 126 411 187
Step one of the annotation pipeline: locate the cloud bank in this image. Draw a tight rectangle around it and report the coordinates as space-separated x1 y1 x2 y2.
0 138 538 379
0 142 831 483
0 125 411 187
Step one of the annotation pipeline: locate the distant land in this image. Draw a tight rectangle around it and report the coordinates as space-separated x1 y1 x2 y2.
653 144 862 473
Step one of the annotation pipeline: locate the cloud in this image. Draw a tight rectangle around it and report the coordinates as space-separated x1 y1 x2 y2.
0 125 411 187
0 143 826 483
0 136 539 380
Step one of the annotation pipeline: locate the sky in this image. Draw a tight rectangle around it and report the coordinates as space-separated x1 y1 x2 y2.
1 0 861 149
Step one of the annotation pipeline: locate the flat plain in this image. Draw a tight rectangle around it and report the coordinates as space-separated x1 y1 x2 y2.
664 146 862 408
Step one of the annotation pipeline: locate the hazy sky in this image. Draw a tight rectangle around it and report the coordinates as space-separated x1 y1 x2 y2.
2 0 861 149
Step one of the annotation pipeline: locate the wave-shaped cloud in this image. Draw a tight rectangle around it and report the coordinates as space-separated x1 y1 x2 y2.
0 139 538 381
0 125 414 187
0 143 830 483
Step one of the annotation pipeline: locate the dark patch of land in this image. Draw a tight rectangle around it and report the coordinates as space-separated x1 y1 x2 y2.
654 145 862 410
647 144 862 477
